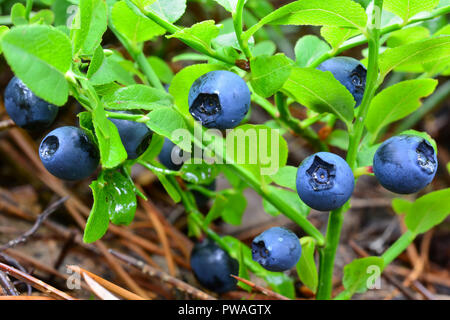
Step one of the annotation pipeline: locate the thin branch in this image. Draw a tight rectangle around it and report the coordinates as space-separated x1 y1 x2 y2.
0 197 68 251
109 249 217 300
230 275 290 300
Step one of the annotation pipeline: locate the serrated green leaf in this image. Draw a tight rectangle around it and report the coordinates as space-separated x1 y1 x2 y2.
294 35 330 67
342 257 384 295
405 188 450 235
149 0 186 23
167 20 222 52
270 165 297 190
87 45 104 78
282 67 355 124
84 180 110 243
147 56 174 84
250 54 293 98
384 0 440 22
296 237 318 293
269 0 367 30
112 0 165 43
387 26 430 48
2 25 72 106
379 36 450 77
263 186 309 217
103 84 173 111
391 198 413 215
71 0 107 55
366 79 438 139
146 107 191 152
320 26 361 49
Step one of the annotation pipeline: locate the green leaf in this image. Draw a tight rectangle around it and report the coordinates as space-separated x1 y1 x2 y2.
140 133 164 162
101 170 137 225
30 9 55 25
71 0 107 55
250 54 293 98
405 188 450 235
0 26 9 55
112 1 165 43
282 67 355 124
95 119 128 169
87 45 105 78
356 142 380 167
263 186 309 217
222 236 295 298
384 0 440 22
379 36 450 77
169 64 224 116
342 257 384 295
89 53 136 86
84 180 110 243
268 0 367 30
366 79 438 139
226 124 288 177
252 40 276 57
180 163 219 185
147 56 174 84
387 26 430 48
2 25 72 106
103 84 173 111
146 108 191 152
294 35 330 67
296 237 318 293
11 3 28 25
391 198 413 215
222 192 247 225
212 0 239 13
167 20 222 52
155 172 181 202
149 0 186 23
77 112 97 144
321 26 361 49
327 129 349 150
237 244 252 292
270 165 297 190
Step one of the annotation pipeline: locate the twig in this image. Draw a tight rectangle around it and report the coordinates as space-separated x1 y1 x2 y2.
0 271 19 296
0 119 15 131
0 197 68 251
109 249 216 300
0 262 76 300
230 275 290 300
67 265 147 300
0 252 32 295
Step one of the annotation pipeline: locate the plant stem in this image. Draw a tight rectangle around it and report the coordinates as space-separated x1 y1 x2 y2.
108 22 165 90
127 0 236 67
233 0 253 60
25 0 33 20
316 206 345 300
316 0 384 300
300 113 328 129
382 230 415 265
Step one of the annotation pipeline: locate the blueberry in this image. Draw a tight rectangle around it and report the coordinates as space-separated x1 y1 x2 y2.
190 238 239 293
158 138 185 171
317 57 367 107
192 180 216 208
109 111 152 159
252 227 301 272
373 135 438 194
4 77 59 131
39 126 100 181
188 70 251 129
296 152 354 211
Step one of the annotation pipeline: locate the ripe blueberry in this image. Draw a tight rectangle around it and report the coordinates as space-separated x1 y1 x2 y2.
188 70 251 129
39 126 100 181
190 238 239 293
252 227 302 272
317 57 367 107
158 138 185 171
4 77 59 131
296 152 354 211
373 135 438 194
109 112 152 159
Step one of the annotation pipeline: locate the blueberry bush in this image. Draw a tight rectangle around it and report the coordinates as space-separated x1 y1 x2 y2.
0 0 449 300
